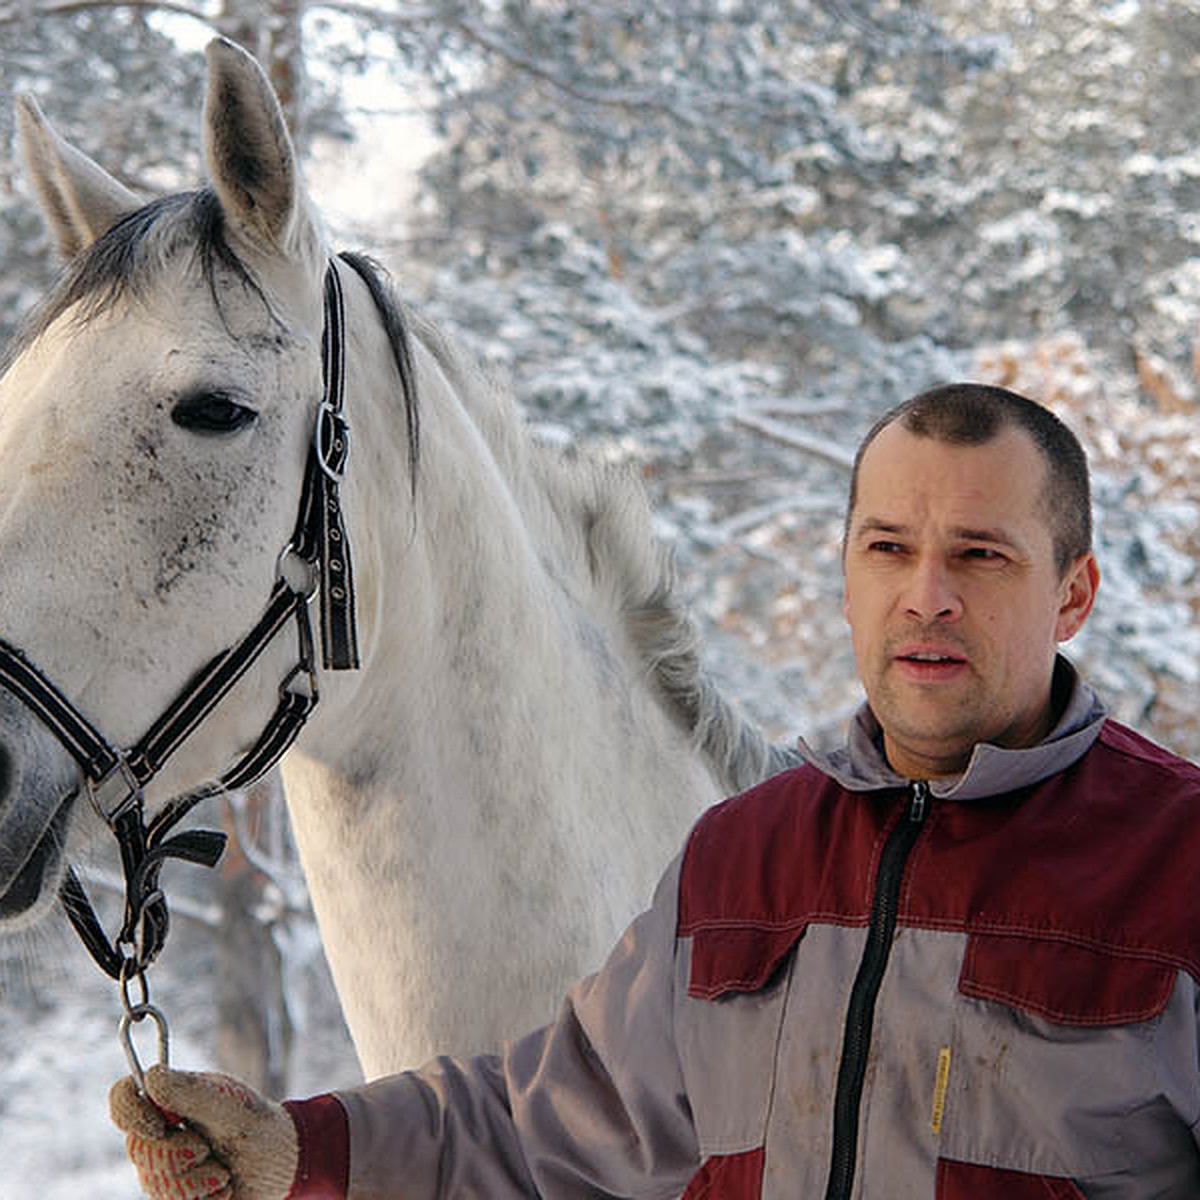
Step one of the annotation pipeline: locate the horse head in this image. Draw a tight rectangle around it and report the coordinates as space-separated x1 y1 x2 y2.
0 39 338 936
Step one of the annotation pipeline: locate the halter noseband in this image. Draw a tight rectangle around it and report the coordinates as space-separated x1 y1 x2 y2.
0 258 360 982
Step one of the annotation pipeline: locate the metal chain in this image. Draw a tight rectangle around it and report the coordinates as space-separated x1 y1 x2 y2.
116 921 171 1094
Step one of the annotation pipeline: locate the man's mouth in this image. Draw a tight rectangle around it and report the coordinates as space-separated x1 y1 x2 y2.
892 645 969 681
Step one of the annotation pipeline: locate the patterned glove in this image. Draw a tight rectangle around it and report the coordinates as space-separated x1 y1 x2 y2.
110 1065 300 1200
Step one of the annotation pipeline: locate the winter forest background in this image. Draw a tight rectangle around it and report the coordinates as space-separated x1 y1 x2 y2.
1 2 1199 1195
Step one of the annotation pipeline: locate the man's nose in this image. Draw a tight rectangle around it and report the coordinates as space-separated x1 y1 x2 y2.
903 557 963 622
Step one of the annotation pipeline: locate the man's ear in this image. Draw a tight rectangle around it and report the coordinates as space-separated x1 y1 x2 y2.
1055 552 1100 642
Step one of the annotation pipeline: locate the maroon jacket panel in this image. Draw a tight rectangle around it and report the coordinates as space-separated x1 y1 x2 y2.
680 719 1200 1006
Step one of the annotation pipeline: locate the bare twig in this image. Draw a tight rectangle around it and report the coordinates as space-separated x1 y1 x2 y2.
732 411 855 470
715 494 844 541
72 866 222 929
0 0 215 27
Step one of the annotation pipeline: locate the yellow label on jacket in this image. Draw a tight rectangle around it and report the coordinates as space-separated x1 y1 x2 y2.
931 1046 952 1133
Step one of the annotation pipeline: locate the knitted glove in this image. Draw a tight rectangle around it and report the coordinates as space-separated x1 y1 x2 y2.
110 1065 299 1200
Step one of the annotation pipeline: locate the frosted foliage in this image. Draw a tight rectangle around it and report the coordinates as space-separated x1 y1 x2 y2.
977 335 1200 751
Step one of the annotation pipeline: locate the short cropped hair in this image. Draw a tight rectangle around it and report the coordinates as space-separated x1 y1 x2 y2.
845 383 1092 575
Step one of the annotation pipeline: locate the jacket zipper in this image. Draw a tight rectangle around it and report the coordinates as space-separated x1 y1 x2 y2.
823 780 931 1200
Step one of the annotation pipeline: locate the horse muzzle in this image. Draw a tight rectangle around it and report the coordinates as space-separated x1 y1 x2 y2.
0 689 80 923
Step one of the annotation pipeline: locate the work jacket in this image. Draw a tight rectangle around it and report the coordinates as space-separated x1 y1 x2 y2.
289 660 1200 1198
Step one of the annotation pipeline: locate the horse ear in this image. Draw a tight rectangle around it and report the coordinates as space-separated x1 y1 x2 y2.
203 38 320 262
15 93 144 260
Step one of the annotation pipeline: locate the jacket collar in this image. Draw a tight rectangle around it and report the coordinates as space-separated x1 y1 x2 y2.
796 656 1108 800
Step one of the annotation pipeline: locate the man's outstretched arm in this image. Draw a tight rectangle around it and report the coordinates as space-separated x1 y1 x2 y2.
111 854 699 1200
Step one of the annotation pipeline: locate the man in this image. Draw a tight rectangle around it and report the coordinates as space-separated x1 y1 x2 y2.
111 383 1200 1199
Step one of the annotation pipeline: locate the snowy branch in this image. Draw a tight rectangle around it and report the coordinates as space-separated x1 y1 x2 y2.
732 411 855 471
73 866 222 930
0 0 215 27
715 494 845 541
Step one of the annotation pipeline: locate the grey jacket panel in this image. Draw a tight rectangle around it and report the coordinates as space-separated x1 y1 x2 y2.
673 926 1200 1200
674 935 793 1161
339 857 699 1199
678 917 1200 1198
343 1055 535 1199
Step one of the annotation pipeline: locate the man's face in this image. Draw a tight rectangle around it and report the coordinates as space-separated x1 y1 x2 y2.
842 422 1099 779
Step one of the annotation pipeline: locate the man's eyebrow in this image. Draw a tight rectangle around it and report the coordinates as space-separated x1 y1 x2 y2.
852 518 1029 552
950 526 1027 551
853 519 909 538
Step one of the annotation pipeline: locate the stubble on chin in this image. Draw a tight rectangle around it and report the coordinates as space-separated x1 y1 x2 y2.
869 667 987 768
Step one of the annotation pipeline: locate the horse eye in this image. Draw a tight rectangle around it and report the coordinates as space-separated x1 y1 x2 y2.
171 392 258 434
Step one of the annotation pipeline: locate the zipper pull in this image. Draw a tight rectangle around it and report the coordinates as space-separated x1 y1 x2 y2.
909 780 930 823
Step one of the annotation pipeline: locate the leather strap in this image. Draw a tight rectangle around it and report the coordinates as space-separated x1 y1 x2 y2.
0 640 121 782
294 261 359 671
56 585 321 978
126 582 305 786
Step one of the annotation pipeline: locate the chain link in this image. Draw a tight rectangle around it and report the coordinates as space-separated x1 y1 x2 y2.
117 929 171 1094
117 1001 171 1095
119 956 151 1017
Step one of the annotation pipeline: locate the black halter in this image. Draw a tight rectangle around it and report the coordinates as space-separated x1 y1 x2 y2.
0 258 360 981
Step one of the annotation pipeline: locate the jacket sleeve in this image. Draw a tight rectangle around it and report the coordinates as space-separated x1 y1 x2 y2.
330 852 701 1199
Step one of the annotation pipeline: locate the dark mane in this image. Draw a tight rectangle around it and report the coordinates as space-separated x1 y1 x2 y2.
336 251 421 495
2 189 259 373
0 200 421 488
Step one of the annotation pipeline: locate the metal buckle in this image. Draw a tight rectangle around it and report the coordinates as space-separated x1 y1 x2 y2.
314 401 349 483
280 661 319 704
281 590 319 703
276 541 319 602
85 757 142 829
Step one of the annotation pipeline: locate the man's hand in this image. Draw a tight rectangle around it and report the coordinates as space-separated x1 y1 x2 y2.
110 1065 299 1200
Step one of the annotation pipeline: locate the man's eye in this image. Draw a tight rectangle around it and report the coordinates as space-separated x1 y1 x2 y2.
868 540 905 554
962 547 1004 562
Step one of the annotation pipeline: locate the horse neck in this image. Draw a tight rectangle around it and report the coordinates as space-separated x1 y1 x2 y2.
278 292 718 1071
288 277 716 813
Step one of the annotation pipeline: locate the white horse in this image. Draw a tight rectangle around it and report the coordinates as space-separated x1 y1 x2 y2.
0 39 794 1079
